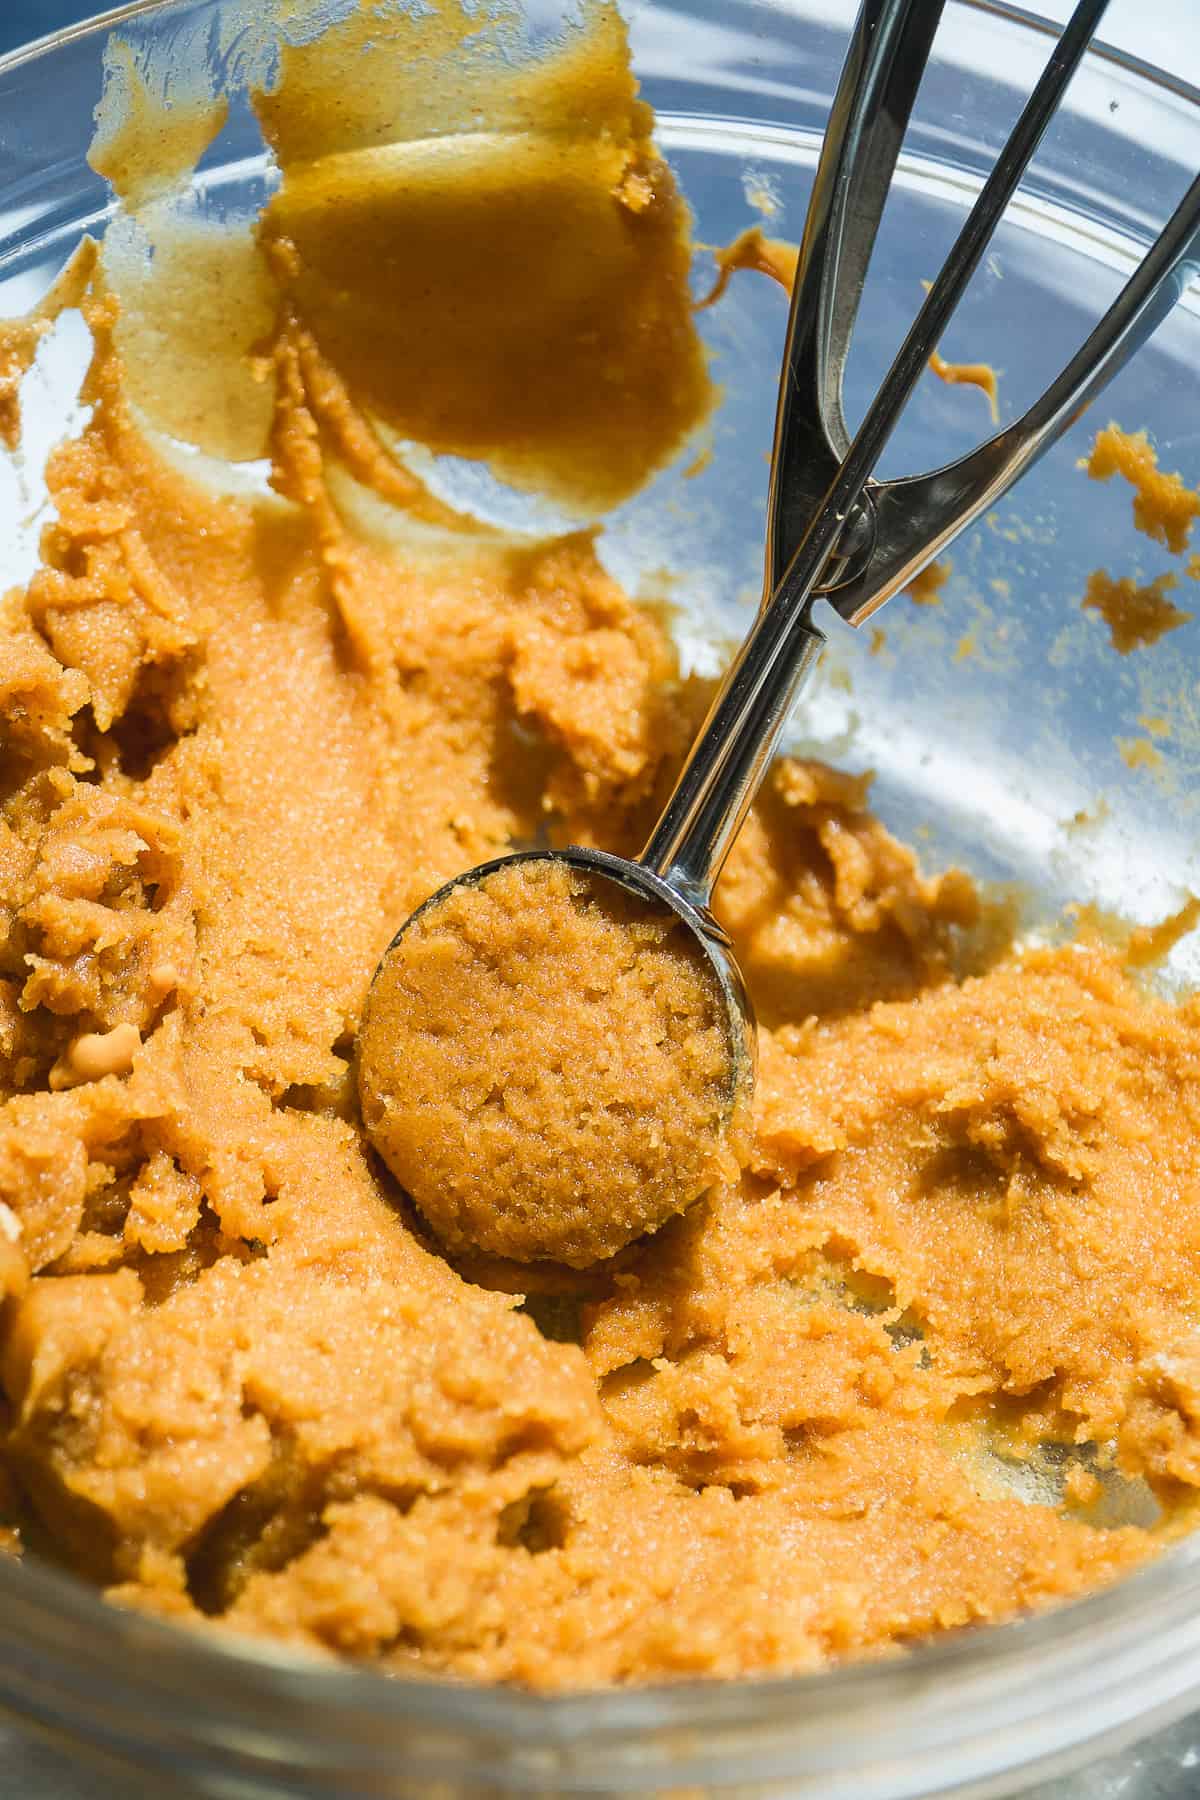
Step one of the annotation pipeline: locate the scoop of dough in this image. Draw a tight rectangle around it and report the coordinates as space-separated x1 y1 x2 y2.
357 858 736 1266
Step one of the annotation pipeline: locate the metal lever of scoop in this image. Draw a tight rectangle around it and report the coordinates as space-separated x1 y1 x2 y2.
642 0 1114 906
766 0 948 591
827 170 1200 624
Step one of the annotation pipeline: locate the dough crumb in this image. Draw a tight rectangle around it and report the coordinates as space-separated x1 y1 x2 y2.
927 346 999 423
907 559 951 606
1086 424 1200 554
1117 736 1165 772
1082 568 1191 653
697 225 798 311
49 1023 142 1091
1126 895 1200 968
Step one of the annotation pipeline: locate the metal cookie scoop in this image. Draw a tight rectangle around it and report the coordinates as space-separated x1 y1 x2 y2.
359 0 1200 1263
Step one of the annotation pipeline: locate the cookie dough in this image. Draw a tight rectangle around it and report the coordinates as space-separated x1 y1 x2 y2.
1082 568 1191 652
1086 423 1200 554
2 0 1200 1694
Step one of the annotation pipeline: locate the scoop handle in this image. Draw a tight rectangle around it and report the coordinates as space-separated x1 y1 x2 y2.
639 561 827 908
638 0 937 905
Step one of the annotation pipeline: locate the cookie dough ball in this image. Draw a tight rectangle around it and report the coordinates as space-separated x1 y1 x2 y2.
357 858 735 1266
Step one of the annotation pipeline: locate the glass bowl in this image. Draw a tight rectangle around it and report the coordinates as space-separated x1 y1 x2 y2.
2 0 1200 1794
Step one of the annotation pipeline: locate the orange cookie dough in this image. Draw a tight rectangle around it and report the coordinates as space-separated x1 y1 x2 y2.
359 858 735 1266
927 345 1000 423
1082 568 1192 653
2 0 1200 1696
1085 423 1200 554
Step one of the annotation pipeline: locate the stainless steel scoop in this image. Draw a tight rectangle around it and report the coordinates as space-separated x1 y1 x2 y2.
361 0 1200 1255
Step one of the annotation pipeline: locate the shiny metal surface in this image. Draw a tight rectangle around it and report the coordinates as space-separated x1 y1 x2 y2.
782 0 1200 629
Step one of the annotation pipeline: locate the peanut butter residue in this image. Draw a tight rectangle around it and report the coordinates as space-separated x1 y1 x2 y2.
1082 568 1192 653
1118 736 1166 772
0 320 44 452
698 225 798 308
927 345 1000 424
907 558 951 606
700 247 1000 431
359 859 736 1267
3 0 1200 1694
919 281 1000 423
1086 424 1200 554
1126 895 1200 968
88 37 229 208
253 1 713 512
0 239 97 449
